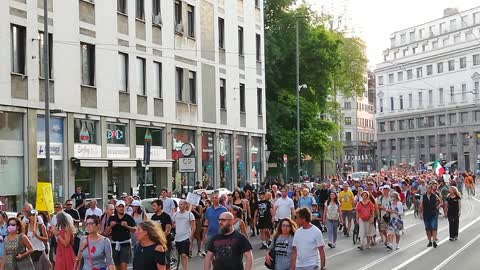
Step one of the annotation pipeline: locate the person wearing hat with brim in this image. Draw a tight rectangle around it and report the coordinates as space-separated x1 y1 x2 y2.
104 200 137 269
377 185 392 244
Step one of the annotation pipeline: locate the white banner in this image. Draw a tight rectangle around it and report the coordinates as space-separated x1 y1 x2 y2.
107 145 130 159
136 146 167 160
186 192 201 206
73 144 101 158
179 157 196 173
37 143 63 158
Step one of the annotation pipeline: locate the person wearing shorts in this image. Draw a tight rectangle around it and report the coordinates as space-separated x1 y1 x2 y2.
106 200 136 270
339 183 355 237
420 185 441 248
256 191 274 249
172 200 195 270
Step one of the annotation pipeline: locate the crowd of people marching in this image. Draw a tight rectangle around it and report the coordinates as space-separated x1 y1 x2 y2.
0 168 476 270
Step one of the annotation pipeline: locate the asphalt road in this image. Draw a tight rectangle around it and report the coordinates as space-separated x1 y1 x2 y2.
133 187 480 270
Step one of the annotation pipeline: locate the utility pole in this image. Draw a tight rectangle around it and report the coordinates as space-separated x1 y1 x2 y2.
43 0 51 183
296 17 301 180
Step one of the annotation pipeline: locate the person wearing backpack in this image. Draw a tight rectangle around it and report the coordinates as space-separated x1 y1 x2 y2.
264 218 296 270
356 191 375 251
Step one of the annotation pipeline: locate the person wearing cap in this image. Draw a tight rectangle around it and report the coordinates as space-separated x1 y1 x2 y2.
338 183 355 237
104 200 137 270
377 185 392 244
84 199 103 221
256 190 274 250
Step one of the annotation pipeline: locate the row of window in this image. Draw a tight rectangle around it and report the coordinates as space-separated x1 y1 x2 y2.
379 133 480 152
378 54 480 86
343 101 374 113
379 83 480 113
11 25 263 116
344 117 374 128
116 0 262 61
390 11 480 47
379 110 480 133
344 131 375 143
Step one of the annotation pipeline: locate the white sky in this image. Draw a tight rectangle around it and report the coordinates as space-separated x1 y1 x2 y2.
308 0 480 69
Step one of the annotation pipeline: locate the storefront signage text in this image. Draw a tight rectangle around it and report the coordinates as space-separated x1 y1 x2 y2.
73 144 101 158
136 146 167 160
37 143 63 158
107 145 130 159
106 129 124 140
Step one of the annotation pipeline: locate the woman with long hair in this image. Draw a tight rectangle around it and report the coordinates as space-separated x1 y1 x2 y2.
25 210 50 270
132 221 167 270
248 191 259 237
76 215 114 270
229 205 248 237
265 218 297 270
53 212 76 270
130 200 147 246
385 192 404 250
3 217 34 270
445 186 462 241
323 192 343 248
233 191 249 224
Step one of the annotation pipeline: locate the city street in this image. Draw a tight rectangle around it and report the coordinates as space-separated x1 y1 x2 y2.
182 190 480 270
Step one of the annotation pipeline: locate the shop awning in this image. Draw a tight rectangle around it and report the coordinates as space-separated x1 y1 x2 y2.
445 160 457 167
79 159 109 167
112 160 137 167
148 160 173 168
425 161 434 166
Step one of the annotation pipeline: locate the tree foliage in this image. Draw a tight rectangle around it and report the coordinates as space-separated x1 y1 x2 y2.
265 0 367 170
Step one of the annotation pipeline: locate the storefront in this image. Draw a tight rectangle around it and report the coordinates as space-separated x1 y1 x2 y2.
236 135 248 189
219 134 232 190
251 136 263 185
0 112 24 212
106 122 132 198
72 118 104 201
135 126 169 198
202 132 215 187
37 115 65 204
171 128 196 195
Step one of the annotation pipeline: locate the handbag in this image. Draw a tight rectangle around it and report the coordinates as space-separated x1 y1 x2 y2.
382 213 391 223
30 250 43 262
264 238 277 269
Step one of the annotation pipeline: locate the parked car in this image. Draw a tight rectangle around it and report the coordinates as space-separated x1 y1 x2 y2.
193 188 231 198
141 197 180 218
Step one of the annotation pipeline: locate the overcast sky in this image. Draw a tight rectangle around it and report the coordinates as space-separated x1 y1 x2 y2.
308 0 480 69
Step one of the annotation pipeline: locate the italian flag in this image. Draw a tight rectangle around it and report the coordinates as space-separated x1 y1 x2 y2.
433 160 445 176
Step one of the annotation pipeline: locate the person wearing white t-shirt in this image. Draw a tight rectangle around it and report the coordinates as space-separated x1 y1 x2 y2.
292 207 326 270
173 200 195 270
274 188 295 224
84 199 103 220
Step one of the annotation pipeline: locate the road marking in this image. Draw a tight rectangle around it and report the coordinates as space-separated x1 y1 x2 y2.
359 201 475 270
391 215 480 270
326 220 422 259
431 232 480 270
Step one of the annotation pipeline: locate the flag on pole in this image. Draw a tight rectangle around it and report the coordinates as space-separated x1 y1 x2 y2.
433 160 445 176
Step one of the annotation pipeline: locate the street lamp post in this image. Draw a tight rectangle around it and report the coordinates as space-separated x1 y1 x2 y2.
296 16 307 180
43 0 51 183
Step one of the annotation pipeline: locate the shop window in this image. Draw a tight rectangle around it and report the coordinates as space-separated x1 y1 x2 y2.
0 112 23 141
202 132 215 187
136 127 163 146
74 119 98 144
37 116 64 143
236 135 248 188
251 137 262 184
106 123 127 145
219 134 232 190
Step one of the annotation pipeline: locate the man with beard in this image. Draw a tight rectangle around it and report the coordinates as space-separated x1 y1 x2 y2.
204 212 253 270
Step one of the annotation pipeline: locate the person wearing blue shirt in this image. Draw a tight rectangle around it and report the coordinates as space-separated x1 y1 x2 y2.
200 191 227 257
298 188 315 210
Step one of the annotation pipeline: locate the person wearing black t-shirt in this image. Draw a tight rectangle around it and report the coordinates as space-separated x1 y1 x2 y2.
133 220 167 270
256 191 273 249
105 200 136 270
445 186 462 241
204 212 253 270
151 199 173 269
71 186 87 220
63 199 81 223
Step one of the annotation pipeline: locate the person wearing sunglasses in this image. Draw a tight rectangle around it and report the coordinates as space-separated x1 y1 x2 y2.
25 210 50 270
265 218 297 270
76 215 114 270
64 200 81 224
3 217 35 270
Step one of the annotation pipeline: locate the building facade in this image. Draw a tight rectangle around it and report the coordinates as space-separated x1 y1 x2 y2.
338 86 376 173
0 0 266 211
375 7 480 172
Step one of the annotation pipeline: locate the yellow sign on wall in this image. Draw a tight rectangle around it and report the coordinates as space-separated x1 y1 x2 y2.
36 182 54 214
